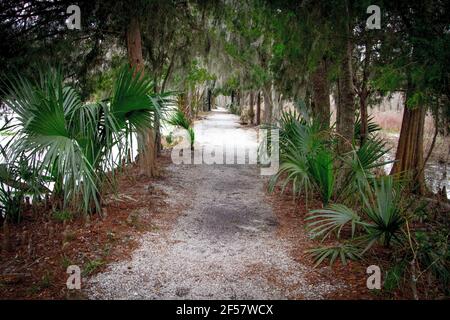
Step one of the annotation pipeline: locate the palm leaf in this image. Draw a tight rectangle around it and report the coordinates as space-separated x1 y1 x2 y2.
307 204 361 239
307 242 361 267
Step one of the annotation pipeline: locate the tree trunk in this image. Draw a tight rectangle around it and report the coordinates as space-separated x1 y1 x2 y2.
263 86 272 124
249 91 255 124
256 91 261 125
335 76 342 131
155 113 162 156
359 89 369 145
358 39 372 146
336 28 355 154
311 58 330 128
127 17 157 177
271 85 281 123
127 18 144 75
207 88 212 111
390 102 427 194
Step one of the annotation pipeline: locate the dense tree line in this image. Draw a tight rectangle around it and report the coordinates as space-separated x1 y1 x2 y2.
3 1 447 188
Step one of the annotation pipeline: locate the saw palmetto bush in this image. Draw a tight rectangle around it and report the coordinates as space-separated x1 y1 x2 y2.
167 109 195 149
354 113 382 142
268 107 335 205
0 144 51 222
270 106 408 267
1 65 166 215
306 176 407 265
361 176 406 248
337 137 393 204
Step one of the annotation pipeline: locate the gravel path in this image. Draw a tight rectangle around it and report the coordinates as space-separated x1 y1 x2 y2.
87 108 341 299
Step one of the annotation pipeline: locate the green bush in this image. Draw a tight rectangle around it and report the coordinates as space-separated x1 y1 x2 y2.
415 227 450 293
269 107 335 205
1 65 168 214
167 109 195 149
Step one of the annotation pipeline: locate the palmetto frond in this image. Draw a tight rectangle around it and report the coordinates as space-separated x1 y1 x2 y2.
339 137 393 201
167 109 194 148
110 66 160 130
1 65 168 214
361 176 405 248
307 242 361 267
167 109 191 130
307 204 361 239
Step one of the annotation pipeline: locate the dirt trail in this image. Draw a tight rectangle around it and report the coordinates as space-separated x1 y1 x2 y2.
87 108 341 299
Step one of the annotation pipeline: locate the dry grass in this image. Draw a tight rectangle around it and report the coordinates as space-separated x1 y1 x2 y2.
371 108 449 163
371 109 403 133
370 109 435 134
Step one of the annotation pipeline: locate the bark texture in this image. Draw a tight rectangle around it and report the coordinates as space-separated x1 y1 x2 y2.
249 91 255 124
256 91 261 125
390 102 427 194
127 17 157 177
336 31 355 154
263 85 272 124
311 59 330 128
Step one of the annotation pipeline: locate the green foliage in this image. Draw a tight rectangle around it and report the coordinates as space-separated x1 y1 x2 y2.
361 176 405 249
82 259 104 276
0 187 23 223
165 132 174 145
87 55 127 101
41 271 53 288
307 204 361 239
307 149 335 205
1 65 165 214
0 143 49 222
167 109 190 130
186 60 216 88
373 65 405 93
60 255 74 269
384 262 406 292
187 127 195 149
307 176 406 265
354 114 381 141
339 137 392 201
52 210 73 222
272 104 410 269
1 0 448 299
269 106 334 204
268 152 312 201
415 227 450 293
307 242 361 267
167 109 195 149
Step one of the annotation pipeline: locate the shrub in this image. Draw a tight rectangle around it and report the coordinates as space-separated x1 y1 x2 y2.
167 109 195 149
1 65 167 214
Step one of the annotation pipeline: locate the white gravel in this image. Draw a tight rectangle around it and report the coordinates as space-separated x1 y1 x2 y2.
87 108 342 299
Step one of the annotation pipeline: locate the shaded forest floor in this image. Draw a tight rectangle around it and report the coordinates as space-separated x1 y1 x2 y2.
0 155 182 299
1 109 417 299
